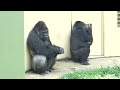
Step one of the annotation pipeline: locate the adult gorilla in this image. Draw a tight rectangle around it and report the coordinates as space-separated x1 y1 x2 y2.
70 21 93 65
27 21 64 74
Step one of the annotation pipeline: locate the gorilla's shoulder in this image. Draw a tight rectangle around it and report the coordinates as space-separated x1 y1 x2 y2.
27 30 40 41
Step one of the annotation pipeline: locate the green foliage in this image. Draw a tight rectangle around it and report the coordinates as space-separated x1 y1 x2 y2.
60 65 120 79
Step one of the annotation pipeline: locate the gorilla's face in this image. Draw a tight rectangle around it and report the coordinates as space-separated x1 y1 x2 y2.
33 21 49 41
39 30 49 41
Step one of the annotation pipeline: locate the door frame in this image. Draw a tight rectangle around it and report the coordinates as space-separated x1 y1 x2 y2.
101 11 104 56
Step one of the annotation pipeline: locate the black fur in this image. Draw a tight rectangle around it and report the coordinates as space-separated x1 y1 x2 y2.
27 21 64 74
70 21 93 65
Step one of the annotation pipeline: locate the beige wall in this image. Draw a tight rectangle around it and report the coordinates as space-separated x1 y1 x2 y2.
24 11 71 71
104 11 120 56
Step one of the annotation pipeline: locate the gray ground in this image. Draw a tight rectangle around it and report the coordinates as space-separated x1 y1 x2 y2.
25 56 120 79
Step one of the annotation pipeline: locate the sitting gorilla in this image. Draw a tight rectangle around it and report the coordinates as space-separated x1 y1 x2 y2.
70 21 93 65
27 21 64 74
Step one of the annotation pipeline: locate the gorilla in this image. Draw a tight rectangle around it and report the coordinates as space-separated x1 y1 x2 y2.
27 21 64 74
70 21 93 65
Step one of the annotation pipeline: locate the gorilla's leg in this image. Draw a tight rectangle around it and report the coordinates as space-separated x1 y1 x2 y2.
49 46 64 71
79 47 90 65
31 55 49 74
72 47 90 65
49 57 56 71
71 49 83 62
44 57 56 72
47 46 64 71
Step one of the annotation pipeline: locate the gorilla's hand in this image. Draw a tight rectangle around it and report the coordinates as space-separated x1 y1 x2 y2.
52 45 64 54
58 47 64 54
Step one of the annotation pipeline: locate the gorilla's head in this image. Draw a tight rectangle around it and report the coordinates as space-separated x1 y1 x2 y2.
73 21 87 31
33 21 49 41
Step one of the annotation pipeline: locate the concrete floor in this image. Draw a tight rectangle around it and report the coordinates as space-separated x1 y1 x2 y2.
25 57 120 79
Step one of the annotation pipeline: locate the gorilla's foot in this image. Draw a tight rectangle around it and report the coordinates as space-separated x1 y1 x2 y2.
40 71 50 75
49 69 52 72
80 61 90 65
50 68 55 70
48 68 55 72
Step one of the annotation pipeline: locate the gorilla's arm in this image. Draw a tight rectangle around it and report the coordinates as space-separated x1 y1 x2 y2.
80 42 91 48
81 28 93 45
86 28 93 44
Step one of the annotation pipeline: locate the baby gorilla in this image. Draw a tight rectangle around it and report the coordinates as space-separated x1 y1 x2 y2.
27 21 64 74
